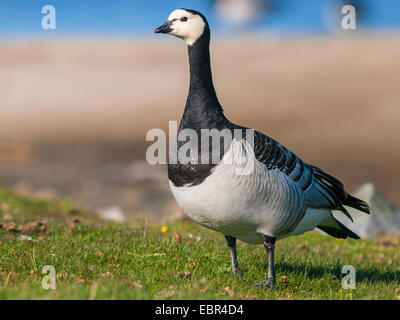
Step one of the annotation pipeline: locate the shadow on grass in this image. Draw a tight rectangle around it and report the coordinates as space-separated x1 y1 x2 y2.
276 261 400 284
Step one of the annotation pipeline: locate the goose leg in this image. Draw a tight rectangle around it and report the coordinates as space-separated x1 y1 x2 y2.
255 235 276 290
224 235 242 279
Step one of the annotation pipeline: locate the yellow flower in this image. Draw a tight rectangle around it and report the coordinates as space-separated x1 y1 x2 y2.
160 226 168 233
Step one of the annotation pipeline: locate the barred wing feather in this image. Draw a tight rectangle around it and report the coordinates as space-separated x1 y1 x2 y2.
252 131 370 220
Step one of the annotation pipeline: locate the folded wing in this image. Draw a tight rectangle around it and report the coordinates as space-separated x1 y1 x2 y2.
252 131 370 222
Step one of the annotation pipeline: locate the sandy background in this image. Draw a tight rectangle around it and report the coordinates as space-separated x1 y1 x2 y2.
0 35 399 219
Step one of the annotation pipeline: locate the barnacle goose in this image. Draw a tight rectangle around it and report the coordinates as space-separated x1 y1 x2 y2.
155 9 370 289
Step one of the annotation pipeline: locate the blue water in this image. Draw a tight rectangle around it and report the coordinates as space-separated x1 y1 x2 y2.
0 0 399 37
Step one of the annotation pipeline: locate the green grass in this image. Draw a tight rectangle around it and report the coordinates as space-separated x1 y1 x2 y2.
0 187 399 300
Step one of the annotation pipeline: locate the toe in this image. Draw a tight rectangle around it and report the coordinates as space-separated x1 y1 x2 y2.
255 279 276 290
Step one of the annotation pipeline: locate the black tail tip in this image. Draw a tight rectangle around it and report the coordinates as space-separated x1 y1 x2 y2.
345 195 370 214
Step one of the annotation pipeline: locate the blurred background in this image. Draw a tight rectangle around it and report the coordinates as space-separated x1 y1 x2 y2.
0 1 399 235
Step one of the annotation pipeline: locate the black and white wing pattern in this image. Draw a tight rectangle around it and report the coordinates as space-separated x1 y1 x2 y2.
252 131 370 220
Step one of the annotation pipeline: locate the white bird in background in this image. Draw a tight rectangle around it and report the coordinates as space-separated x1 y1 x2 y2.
216 0 266 24
155 9 370 289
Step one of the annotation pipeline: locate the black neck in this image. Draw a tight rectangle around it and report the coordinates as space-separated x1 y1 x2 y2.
180 28 225 130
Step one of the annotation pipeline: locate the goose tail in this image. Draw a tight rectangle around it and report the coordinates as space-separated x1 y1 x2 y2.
317 216 360 240
343 194 370 214
310 166 370 217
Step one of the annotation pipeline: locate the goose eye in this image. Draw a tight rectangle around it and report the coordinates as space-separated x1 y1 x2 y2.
181 17 188 22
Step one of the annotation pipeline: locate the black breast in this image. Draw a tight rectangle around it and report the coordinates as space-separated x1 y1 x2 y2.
168 162 216 187
168 123 234 187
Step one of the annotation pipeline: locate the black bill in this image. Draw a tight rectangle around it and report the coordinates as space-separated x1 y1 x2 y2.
155 20 173 34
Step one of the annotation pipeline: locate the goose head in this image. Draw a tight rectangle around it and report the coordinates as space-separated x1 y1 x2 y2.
155 9 209 46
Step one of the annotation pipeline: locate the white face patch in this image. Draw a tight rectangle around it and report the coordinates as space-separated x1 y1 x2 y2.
167 9 206 46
